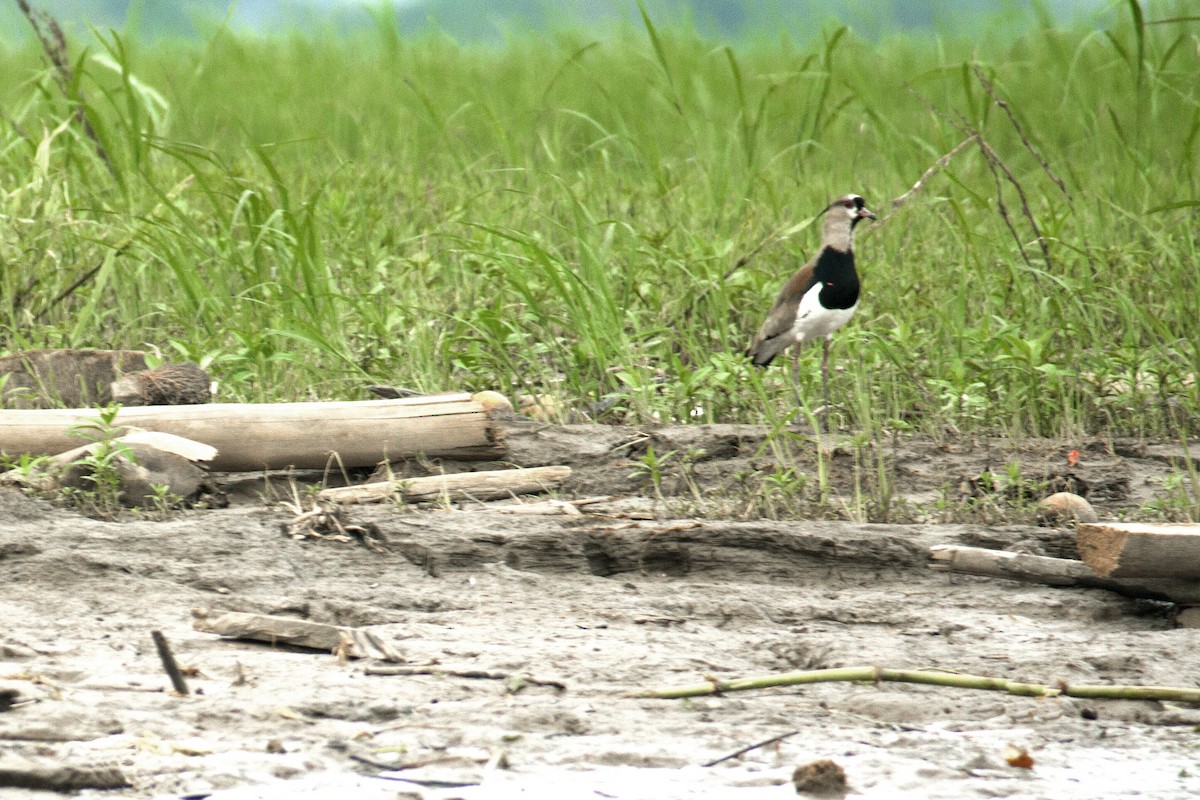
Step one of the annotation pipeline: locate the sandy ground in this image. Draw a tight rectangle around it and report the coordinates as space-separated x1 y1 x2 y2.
2 426 1199 799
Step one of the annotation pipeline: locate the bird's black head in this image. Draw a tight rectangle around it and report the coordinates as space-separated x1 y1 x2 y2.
827 194 877 227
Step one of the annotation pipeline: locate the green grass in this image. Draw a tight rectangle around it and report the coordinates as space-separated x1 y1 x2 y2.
0 5 1197 440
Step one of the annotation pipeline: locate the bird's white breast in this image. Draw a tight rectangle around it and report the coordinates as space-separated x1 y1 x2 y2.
790 282 858 343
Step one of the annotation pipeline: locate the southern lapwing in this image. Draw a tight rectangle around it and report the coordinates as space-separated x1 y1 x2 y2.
747 193 876 424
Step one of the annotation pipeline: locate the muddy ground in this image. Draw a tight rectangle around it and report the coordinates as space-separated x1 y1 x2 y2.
2 424 1199 799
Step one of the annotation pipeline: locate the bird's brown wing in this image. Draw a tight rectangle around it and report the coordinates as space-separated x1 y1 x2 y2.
747 260 818 367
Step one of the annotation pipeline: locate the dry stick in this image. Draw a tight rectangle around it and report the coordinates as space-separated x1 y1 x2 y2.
884 135 980 221
364 664 567 691
702 729 801 768
150 630 190 696
631 665 1200 703
977 139 1035 272
34 257 109 323
977 133 1054 269
724 126 975 277
908 90 1051 272
973 62 1099 278
971 64 1071 202
34 176 191 320
721 223 798 280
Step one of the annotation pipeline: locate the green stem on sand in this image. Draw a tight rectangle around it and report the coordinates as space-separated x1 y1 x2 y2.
631 666 1200 703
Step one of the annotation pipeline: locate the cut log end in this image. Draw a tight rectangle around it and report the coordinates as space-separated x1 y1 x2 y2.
1077 521 1200 580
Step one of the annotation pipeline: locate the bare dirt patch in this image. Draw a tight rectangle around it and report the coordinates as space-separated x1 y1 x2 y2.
2 426 1198 799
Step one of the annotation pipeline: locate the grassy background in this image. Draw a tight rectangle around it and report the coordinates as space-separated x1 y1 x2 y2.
0 3 1196 441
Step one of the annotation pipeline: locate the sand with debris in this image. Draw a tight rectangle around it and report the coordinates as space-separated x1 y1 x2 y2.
2 426 1199 799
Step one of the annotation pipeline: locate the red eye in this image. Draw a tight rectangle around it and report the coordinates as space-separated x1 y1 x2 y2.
841 200 854 208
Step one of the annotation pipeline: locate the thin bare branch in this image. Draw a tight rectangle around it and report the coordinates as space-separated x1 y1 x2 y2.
976 136 1053 268
972 63 1070 202
886 135 979 218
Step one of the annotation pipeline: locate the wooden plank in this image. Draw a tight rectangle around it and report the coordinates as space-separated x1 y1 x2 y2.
1076 521 1200 579
0 393 506 471
318 465 571 505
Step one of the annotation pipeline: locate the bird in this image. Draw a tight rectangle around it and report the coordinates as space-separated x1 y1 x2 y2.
747 193 876 427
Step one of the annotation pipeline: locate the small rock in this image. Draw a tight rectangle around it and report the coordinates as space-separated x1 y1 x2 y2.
0 685 19 712
1036 492 1098 526
59 442 206 507
792 758 847 798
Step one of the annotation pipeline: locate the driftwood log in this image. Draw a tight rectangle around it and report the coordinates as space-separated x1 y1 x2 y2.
1076 522 1200 580
929 545 1200 604
317 465 572 505
0 393 506 471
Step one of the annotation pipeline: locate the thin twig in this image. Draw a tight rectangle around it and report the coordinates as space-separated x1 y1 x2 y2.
886 135 979 218
34 257 106 323
632 665 1200 703
702 730 801 767
976 136 1053 268
973 63 1097 277
978 140 1034 271
722 216 820 279
972 64 1070 202
150 630 190 695
364 663 567 691
723 231 782 280
903 89 1053 270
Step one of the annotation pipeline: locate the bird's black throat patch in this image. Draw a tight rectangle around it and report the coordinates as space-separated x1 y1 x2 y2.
813 247 860 310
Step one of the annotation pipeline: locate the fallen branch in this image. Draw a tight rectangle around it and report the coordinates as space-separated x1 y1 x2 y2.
929 544 1200 603
318 465 571 505
631 665 1200 702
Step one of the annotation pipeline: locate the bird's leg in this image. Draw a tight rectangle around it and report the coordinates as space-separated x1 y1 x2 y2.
820 337 832 433
790 349 804 409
